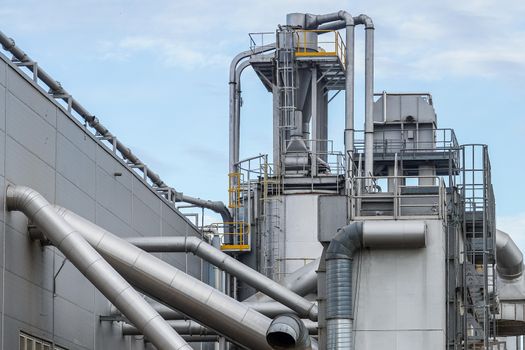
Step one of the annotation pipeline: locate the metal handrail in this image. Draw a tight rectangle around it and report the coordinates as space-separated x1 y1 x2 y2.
294 29 346 67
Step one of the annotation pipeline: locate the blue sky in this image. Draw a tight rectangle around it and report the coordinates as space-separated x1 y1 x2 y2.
1 1 524 243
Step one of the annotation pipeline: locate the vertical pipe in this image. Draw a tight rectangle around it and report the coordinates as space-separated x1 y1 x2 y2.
344 24 356 179
364 27 375 180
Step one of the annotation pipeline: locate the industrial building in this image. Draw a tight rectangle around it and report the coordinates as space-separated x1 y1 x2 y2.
0 8 523 350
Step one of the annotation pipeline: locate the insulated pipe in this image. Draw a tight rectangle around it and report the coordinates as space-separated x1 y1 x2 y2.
325 221 426 349
53 207 273 349
234 60 252 165
178 194 232 224
125 236 318 320
301 12 355 176
110 300 301 319
123 320 214 336
245 258 319 303
5 186 191 350
266 314 313 350
229 44 276 173
354 15 375 181
496 229 524 280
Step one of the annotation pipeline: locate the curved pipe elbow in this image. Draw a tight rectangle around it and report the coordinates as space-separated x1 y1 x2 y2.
304 11 354 29
266 314 312 350
325 222 363 261
497 229 524 280
354 14 375 29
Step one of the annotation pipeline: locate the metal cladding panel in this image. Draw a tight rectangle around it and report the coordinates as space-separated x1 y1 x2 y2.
6 66 56 127
96 166 133 224
132 194 161 237
0 52 203 349
54 258 95 312
284 194 324 274
318 195 347 242
56 134 97 197
354 330 445 350
56 174 97 221
57 110 96 161
3 270 54 334
354 220 446 349
5 135 56 201
0 85 5 131
6 92 56 167
5 229 54 290
54 296 95 349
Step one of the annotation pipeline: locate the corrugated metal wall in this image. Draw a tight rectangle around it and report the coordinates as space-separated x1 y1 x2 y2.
0 53 205 350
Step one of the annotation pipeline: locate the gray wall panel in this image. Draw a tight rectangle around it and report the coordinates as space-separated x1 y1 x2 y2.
96 166 132 225
0 50 206 349
5 135 55 202
54 296 94 349
4 228 54 291
6 66 56 127
54 260 94 313
0 85 5 131
56 110 96 161
56 174 96 222
132 195 161 237
0 132 5 176
3 271 53 334
6 92 56 168
56 134 96 197
96 146 132 191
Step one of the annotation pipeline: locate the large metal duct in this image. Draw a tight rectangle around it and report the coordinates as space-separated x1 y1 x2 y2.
307 12 355 178
497 229 524 280
5 186 191 350
245 258 319 303
177 194 232 224
229 44 276 173
325 221 426 349
354 15 375 182
266 314 313 350
126 236 317 320
53 207 273 349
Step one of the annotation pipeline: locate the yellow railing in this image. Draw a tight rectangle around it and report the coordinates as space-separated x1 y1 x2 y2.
294 30 346 67
210 221 250 251
228 172 242 208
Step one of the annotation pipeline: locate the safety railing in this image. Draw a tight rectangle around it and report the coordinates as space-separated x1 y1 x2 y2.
354 128 459 154
228 172 243 208
351 174 447 220
294 30 346 67
209 222 250 252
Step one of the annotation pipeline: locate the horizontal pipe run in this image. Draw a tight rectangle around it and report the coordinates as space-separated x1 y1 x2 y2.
126 236 318 320
245 258 319 303
54 207 273 350
5 186 191 350
123 319 319 337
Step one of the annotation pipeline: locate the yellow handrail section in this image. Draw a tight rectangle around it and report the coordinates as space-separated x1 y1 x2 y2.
294 30 346 67
211 221 250 251
228 172 242 208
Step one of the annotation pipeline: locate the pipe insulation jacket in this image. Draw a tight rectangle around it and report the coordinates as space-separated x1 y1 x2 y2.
52 206 274 349
5 186 192 350
126 236 318 320
496 229 524 280
325 221 426 350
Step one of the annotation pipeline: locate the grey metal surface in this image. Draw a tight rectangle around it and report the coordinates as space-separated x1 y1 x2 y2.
6 185 191 350
266 314 314 350
55 207 274 350
497 229 523 280
325 220 427 349
125 235 318 320
0 50 205 349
